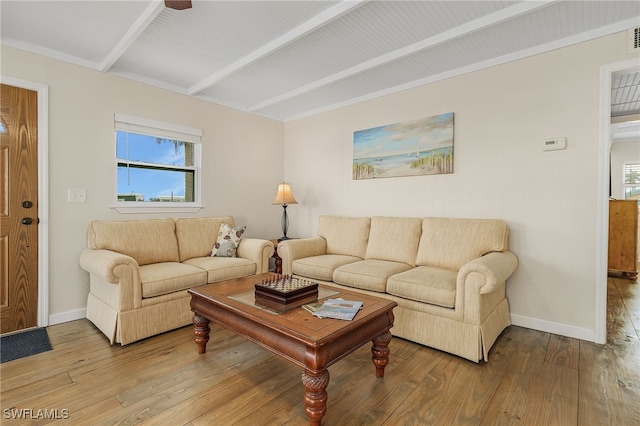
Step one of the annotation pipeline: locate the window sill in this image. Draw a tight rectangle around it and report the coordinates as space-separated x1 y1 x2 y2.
111 204 204 214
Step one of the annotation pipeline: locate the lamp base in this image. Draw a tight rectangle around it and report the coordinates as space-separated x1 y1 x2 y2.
278 204 292 243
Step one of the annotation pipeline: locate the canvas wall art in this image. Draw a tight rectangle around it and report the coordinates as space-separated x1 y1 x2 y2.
353 112 454 180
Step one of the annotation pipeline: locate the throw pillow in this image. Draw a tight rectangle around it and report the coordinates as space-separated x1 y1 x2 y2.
211 223 246 257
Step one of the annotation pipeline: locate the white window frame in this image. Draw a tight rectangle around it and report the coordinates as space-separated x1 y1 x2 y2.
112 114 203 214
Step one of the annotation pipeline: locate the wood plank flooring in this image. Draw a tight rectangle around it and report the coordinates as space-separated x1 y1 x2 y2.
1 274 639 425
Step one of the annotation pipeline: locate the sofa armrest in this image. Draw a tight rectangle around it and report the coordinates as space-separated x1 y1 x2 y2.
456 251 518 324
278 237 327 275
458 251 518 295
236 238 275 273
79 248 142 311
80 249 139 284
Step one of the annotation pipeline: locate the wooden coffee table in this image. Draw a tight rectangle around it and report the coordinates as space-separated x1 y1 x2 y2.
188 272 397 425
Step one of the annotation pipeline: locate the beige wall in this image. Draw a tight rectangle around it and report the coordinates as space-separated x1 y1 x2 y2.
284 31 637 340
1 46 285 323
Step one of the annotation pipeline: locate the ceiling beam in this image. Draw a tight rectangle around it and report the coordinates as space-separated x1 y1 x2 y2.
248 0 556 113
99 0 165 72
612 113 640 125
187 0 367 95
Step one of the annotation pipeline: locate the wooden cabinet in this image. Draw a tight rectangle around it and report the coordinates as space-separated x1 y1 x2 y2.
608 200 638 280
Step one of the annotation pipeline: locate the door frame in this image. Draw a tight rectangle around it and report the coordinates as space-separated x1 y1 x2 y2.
1 76 49 328
596 58 640 344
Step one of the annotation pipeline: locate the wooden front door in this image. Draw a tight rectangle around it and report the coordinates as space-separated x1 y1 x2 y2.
0 83 39 334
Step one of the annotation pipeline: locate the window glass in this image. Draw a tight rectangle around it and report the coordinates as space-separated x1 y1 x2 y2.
115 115 201 205
624 162 640 200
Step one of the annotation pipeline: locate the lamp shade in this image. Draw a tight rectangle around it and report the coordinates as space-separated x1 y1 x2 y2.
272 182 298 205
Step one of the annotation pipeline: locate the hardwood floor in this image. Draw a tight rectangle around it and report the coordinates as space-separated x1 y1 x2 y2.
1 275 639 425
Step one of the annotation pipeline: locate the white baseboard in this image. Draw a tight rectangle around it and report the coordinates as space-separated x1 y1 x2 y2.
48 308 86 326
510 313 595 342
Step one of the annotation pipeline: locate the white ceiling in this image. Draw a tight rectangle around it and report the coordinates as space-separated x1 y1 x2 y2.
1 0 639 122
612 70 640 118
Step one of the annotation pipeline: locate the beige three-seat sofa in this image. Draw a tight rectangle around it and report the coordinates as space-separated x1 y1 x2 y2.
79 216 274 345
278 216 518 362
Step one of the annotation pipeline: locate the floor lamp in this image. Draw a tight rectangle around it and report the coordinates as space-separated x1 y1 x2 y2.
273 182 297 241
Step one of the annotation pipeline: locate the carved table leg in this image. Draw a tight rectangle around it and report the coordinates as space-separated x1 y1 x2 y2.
193 314 210 354
371 331 392 378
301 369 330 426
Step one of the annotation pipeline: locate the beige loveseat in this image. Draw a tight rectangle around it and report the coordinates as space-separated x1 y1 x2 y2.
278 216 518 362
79 216 274 345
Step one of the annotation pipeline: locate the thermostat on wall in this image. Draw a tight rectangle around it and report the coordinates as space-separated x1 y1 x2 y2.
542 137 566 151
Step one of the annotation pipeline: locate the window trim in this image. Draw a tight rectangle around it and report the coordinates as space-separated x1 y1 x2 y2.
112 114 203 214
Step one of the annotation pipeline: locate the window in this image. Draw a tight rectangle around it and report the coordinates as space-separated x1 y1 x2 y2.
624 162 640 200
114 114 202 212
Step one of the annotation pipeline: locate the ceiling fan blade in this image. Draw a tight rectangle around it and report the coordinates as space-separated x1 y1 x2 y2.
164 0 192 10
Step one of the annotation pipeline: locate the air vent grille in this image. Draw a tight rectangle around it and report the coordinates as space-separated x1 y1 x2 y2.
630 27 640 53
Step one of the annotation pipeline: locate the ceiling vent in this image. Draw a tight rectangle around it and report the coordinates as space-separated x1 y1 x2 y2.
630 27 640 53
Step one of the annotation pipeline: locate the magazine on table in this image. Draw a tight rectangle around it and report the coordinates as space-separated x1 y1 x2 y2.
304 298 363 320
302 302 323 315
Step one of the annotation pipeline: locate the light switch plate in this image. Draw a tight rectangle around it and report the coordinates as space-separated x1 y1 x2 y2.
68 188 86 203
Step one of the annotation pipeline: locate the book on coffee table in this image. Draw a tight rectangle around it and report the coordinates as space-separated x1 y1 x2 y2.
306 298 363 320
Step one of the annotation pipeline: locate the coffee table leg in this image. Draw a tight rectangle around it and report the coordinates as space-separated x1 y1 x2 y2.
371 331 392 378
301 369 330 426
193 314 210 354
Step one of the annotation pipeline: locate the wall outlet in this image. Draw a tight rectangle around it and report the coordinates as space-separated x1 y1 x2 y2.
68 188 86 203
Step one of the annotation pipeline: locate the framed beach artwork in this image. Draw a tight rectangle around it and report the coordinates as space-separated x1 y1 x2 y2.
353 112 454 180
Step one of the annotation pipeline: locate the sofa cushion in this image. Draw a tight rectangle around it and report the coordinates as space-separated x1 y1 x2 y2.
140 262 207 298
318 216 371 258
176 216 235 262
333 259 412 293
364 216 422 266
292 254 362 281
211 223 246 257
183 257 256 283
88 218 179 266
416 218 509 270
387 266 457 308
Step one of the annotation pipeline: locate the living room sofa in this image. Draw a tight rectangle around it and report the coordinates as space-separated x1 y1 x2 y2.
79 216 274 345
278 216 518 362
